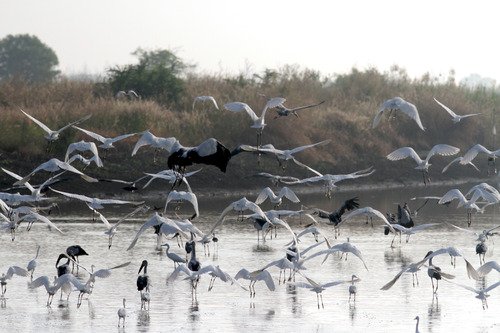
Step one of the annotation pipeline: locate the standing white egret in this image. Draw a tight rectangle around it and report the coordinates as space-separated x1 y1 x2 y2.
386 144 460 185
434 98 482 123
224 97 286 147
192 96 219 111
117 298 126 327
27 245 40 281
161 243 186 268
373 97 425 131
349 274 360 302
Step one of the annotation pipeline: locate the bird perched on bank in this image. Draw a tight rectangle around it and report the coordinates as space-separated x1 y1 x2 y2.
386 144 460 185
373 97 424 131
117 298 126 327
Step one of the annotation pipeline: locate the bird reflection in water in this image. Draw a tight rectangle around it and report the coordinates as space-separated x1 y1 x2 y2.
189 300 199 322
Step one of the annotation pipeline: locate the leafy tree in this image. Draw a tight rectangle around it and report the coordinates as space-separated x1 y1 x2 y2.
0 34 60 83
107 48 191 104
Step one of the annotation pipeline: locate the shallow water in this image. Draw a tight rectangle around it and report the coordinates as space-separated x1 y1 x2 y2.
1 184 500 333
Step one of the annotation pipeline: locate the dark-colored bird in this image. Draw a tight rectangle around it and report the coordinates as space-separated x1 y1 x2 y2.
313 197 360 238
167 138 231 174
384 203 414 245
66 245 88 274
476 240 488 265
425 250 455 293
137 260 150 293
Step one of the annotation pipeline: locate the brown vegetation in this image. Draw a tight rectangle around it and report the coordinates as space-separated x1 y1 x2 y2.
1 66 499 194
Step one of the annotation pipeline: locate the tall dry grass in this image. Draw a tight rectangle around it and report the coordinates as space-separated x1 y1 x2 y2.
1 66 499 191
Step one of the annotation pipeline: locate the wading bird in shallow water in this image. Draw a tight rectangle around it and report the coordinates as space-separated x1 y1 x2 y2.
386 144 460 185
26 245 40 281
425 250 456 293
223 97 285 147
137 260 150 309
117 298 126 327
162 243 187 268
372 97 425 131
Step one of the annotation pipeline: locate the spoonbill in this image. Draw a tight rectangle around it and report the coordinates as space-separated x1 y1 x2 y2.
192 96 219 111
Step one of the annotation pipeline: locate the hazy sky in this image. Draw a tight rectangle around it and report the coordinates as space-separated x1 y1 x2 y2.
3 1 499 82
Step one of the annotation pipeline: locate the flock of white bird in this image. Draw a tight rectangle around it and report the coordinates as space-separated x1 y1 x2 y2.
1 93 500 330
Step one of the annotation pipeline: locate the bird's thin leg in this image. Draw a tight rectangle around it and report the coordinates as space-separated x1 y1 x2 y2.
320 293 324 309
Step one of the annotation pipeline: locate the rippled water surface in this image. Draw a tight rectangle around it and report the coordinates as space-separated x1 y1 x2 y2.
1 184 500 332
